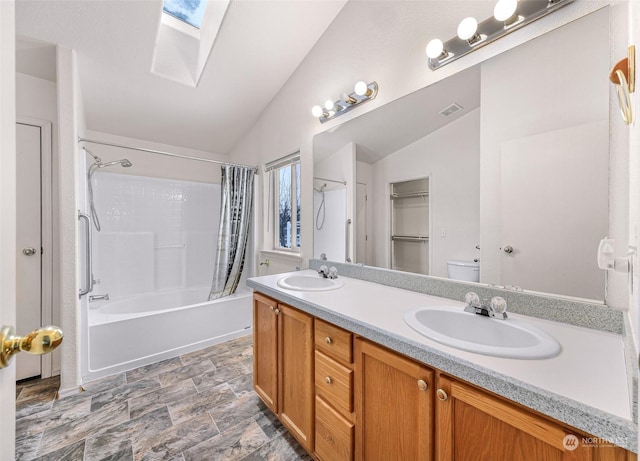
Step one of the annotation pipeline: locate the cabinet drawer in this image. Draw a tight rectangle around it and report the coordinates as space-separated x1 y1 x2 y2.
315 350 353 414
315 396 354 461
315 319 353 364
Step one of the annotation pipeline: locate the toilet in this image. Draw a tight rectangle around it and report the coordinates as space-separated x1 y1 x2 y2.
447 260 480 282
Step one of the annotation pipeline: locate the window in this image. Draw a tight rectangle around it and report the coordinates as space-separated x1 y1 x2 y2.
267 153 301 251
162 0 208 29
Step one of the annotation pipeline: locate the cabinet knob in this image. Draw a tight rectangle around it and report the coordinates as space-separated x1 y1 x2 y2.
325 376 333 384
325 336 332 344
417 379 428 391
270 306 275 312
274 308 280 315
436 388 448 401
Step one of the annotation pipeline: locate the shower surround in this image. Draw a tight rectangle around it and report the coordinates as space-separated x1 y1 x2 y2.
83 172 252 380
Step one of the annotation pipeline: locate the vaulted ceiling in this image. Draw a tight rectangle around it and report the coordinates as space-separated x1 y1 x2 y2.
15 0 347 154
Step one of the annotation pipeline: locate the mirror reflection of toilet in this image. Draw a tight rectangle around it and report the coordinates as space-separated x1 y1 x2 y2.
447 260 480 282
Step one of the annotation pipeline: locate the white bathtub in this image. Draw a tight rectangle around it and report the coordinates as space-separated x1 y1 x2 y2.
87 287 253 377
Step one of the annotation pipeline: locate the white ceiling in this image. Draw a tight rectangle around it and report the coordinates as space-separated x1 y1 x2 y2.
314 64 481 164
15 0 347 154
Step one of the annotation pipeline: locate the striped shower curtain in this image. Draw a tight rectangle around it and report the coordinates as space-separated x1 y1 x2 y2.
209 165 255 300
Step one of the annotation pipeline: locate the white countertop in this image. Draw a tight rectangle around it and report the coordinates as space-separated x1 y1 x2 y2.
248 270 632 423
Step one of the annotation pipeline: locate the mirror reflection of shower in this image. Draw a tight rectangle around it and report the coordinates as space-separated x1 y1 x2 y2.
85 147 133 231
314 183 327 230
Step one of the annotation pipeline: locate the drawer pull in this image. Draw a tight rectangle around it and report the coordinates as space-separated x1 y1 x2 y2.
325 336 333 344
437 388 448 401
417 379 428 391
325 376 333 384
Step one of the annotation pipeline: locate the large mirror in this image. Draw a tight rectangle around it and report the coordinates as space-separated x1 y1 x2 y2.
313 9 611 302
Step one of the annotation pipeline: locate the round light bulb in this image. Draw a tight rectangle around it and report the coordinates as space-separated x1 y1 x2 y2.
457 17 478 41
426 39 444 59
324 100 335 111
494 0 518 22
354 81 369 96
311 105 324 117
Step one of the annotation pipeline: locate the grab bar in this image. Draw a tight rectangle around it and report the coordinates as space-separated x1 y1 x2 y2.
345 218 352 263
78 211 94 298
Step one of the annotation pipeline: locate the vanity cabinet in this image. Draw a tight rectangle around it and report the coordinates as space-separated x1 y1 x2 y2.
354 338 434 461
252 294 314 452
435 374 635 461
252 292 636 461
314 319 355 461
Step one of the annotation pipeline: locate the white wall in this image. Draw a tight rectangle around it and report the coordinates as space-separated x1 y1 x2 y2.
228 1 609 275
57 46 84 394
370 109 480 277
627 0 640 352
479 8 611 302
83 130 229 184
0 1 16 458
92 173 220 299
15 72 62 375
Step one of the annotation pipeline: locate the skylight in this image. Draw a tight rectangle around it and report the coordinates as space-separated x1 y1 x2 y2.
162 0 208 29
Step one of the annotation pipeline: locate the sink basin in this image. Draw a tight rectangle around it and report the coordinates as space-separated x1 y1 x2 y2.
277 274 345 291
404 307 561 359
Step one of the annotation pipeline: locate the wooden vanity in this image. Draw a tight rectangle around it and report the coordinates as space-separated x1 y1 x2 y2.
253 292 636 461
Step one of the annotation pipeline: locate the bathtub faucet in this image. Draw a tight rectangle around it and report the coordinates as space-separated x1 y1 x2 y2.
89 294 110 302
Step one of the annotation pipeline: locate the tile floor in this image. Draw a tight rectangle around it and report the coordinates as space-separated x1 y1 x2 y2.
15 335 312 461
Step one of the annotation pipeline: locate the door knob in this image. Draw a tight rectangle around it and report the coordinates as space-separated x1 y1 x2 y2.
0 325 63 368
22 247 37 256
502 245 514 254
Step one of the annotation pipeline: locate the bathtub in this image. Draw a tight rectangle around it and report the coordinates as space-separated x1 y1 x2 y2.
87 287 253 378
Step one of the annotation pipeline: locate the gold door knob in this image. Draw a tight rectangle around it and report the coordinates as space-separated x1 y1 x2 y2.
1 325 63 368
417 379 428 391
436 388 448 401
325 337 332 344
325 376 333 384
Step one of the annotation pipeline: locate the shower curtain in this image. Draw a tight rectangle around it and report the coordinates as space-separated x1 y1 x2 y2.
209 165 255 300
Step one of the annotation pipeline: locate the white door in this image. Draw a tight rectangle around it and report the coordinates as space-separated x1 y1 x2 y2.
500 121 608 299
16 123 42 381
356 183 368 265
1 0 17 457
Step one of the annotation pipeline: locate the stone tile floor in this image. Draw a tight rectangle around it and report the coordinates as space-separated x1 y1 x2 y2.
15 335 312 461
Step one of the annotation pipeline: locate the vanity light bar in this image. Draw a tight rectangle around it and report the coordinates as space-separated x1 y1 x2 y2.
426 0 574 70
312 81 379 124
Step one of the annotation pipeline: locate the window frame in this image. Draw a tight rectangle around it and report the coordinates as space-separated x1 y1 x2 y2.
268 154 301 253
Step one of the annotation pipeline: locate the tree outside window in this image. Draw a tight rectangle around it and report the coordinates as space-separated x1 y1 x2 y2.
275 161 300 250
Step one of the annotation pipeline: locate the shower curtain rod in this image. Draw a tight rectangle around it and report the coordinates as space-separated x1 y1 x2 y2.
313 176 347 185
77 137 259 172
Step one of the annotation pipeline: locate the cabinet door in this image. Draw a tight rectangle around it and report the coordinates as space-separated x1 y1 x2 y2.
278 303 314 452
436 375 600 461
253 293 278 413
354 339 434 461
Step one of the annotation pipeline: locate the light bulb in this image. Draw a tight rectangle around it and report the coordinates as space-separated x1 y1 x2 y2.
457 17 478 41
324 100 335 111
354 81 369 96
426 39 444 59
341 92 357 104
494 0 518 22
311 105 324 117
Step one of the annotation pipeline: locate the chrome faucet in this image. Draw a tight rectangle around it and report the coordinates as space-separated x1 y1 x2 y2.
464 292 508 320
318 265 338 279
89 294 109 302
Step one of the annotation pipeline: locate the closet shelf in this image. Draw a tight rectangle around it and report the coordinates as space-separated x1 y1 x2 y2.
391 235 429 243
391 191 429 199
